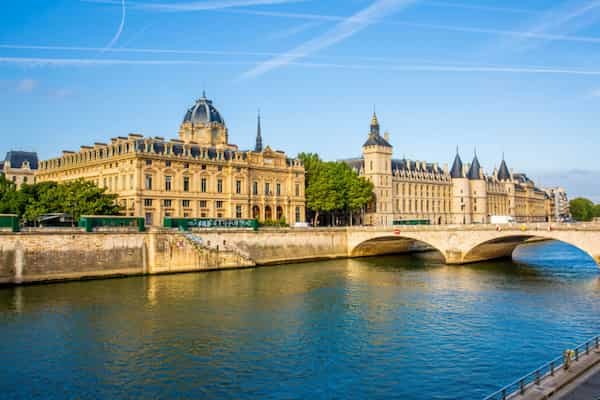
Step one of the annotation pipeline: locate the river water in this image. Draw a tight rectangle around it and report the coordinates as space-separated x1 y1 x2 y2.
1 241 599 399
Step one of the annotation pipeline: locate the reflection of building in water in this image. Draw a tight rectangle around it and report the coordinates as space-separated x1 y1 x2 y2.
36 94 306 226
342 113 551 226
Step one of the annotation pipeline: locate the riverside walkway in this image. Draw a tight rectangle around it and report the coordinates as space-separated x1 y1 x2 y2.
484 335 600 400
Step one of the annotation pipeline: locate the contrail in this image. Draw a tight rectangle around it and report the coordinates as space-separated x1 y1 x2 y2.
84 0 306 11
103 0 126 50
4 56 600 76
217 8 600 44
241 0 419 79
497 0 600 53
425 1 536 15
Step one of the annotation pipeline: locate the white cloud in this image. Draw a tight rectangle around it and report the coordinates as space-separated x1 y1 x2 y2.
241 0 418 79
16 78 37 93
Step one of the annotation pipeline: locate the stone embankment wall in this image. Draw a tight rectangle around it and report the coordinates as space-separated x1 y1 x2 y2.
0 228 349 285
0 229 257 285
191 227 349 265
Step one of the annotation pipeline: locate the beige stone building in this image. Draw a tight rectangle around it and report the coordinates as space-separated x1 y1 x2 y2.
0 151 38 188
543 187 570 222
36 94 306 226
344 113 548 225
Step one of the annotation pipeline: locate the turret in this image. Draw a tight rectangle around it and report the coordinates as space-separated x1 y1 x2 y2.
467 150 487 223
450 147 471 224
362 111 393 226
497 154 515 217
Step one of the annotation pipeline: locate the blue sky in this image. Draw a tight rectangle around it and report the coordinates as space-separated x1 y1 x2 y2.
1 0 600 200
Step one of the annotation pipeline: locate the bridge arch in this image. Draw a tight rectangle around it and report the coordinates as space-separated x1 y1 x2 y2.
461 232 600 266
350 234 448 263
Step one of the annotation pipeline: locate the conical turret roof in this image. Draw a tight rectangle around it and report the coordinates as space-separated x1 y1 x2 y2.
497 157 511 181
467 154 482 180
450 150 464 179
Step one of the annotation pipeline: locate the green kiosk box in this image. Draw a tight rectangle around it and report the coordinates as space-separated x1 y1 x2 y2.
78 216 145 233
0 214 19 232
163 217 259 231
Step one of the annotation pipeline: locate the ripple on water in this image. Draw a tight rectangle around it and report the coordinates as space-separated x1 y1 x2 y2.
0 240 598 399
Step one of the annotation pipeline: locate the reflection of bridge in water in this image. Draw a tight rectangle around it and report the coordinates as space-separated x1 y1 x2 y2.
346 224 600 265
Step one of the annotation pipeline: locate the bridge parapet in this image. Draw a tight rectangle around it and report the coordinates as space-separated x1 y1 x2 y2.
345 224 600 266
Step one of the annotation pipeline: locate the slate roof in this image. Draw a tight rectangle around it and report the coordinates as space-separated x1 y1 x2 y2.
466 155 481 180
497 159 511 181
4 151 39 170
133 139 247 161
391 159 445 174
362 134 392 148
183 93 225 126
450 153 463 178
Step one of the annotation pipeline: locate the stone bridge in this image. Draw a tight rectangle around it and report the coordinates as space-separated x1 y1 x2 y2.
346 223 600 265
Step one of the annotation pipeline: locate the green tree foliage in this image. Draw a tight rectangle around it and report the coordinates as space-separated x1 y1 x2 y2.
0 177 122 223
0 175 24 215
298 153 373 226
569 197 595 221
593 204 600 219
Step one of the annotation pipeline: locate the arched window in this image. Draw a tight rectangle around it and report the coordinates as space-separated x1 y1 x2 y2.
265 206 272 220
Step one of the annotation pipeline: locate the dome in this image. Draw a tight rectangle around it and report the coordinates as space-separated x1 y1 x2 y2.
183 93 225 126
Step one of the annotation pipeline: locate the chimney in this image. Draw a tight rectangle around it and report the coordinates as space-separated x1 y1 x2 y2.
384 131 390 142
443 163 449 173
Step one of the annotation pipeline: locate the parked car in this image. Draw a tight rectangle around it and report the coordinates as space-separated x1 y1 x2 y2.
292 222 310 228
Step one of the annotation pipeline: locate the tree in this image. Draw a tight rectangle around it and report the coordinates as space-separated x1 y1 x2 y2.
298 153 373 226
0 175 24 215
305 162 344 226
0 178 122 223
569 197 594 221
593 204 600 219
50 179 122 221
346 174 374 225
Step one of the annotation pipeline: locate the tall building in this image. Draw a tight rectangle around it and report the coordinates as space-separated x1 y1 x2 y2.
343 113 548 225
36 94 306 226
0 151 38 188
543 187 570 222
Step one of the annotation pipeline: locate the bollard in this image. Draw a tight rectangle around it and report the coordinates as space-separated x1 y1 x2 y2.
535 370 541 385
586 342 589 355
564 350 574 370
550 361 555 376
575 348 579 361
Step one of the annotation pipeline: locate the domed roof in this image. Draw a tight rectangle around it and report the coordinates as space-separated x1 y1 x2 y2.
183 92 225 126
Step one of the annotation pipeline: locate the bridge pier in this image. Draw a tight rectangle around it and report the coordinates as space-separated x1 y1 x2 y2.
443 250 465 265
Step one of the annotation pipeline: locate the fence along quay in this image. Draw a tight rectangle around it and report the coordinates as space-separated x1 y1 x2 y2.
483 334 600 400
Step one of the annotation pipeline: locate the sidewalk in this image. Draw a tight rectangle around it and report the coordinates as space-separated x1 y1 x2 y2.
511 349 600 400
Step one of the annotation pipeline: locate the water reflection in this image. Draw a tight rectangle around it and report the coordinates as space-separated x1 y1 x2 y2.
0 241 599 400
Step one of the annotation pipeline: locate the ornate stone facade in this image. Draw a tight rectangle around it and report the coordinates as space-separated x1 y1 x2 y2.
36 94 306 226
0 151 38 188
344 113 548 225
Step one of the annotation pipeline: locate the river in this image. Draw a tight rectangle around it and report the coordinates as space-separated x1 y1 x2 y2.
1 240 599 399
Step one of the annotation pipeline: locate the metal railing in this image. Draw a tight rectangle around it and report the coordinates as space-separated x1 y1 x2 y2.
484 335 600 400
